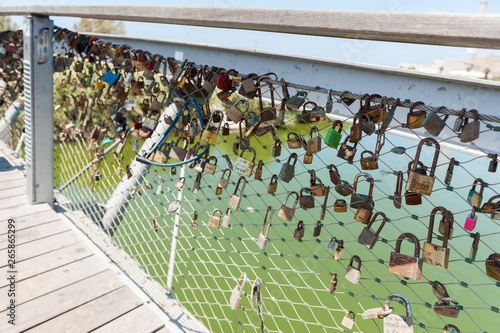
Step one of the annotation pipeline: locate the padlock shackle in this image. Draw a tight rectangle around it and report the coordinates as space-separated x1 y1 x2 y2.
385 292 411 318
287 153 298 166
352 172 374 198
408 101 425 115
211 209 222 218
233 176 247 196
432 280 450 299
283 191 299 208
262 206 273 236
309 126 319 138
437 297 459 306
428 206 451 247
235 272 247 294
204 110 224 135
348 255 362 270
395 232 420 258
366 212 387 236
221 168 232 180
239 147 257 162
443 324 461 333
413 137 440 177
471 177 485 195
270 174 278 184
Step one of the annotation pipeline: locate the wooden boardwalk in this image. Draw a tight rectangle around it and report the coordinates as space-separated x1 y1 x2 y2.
0 145 195 333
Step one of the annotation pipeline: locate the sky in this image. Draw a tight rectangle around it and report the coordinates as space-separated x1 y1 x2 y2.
2 0 500 68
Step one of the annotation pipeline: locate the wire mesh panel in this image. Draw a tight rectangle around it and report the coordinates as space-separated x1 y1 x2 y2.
6 26 500 333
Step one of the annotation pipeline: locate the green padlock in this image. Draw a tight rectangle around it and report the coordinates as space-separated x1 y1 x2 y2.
324 120 343 149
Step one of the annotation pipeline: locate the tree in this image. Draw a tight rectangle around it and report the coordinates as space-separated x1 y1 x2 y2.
73 18 126 35
0 17 19 31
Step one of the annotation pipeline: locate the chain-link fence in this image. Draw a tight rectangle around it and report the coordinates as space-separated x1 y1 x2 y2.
3 26 500 333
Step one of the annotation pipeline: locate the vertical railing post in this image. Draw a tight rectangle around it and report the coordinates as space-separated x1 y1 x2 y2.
165 164 185 295
23 15 54 206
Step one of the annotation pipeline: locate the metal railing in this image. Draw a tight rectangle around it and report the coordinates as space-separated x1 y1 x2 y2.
1 7 500 333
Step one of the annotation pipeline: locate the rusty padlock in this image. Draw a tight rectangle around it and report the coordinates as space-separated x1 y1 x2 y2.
278 191 299 221
406 138 440 196
460 109 480 142
406 101 426 129
423 206 451 269
389 233 423 281
358 212 387 249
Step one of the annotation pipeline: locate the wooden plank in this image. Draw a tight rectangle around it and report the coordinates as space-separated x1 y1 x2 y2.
0 220 71 250
0 203 52 223
0 170 25 182
2 6 500 49
0 185 26 199
0 269 124 332
0 178 26 190
0 230 80 266
28 287 144 333
0 255 108 308
93 304 166 333
0 193 28 209
0 209 61 234
0 242 91 287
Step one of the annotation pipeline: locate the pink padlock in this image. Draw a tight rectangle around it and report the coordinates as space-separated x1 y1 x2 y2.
464 207 478 231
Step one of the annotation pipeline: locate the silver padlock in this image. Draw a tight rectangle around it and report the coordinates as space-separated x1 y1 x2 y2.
229 272 247 311
222 208 231 228
383 293 414 333
226 98 250 123
258 206 273 251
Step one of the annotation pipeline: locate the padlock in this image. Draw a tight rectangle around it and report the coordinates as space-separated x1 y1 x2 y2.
434 298 460 318
221 123 230 136
169 137 189 161
258 206 273 251
444 158 455 186
489 201 500 220
393 171 404 209
234 147 257 177
278 153 298 183
406 138 440 196
181 124 191 139
204 156 218 175
350 173 374 209
209 209 222 228
293 221 305 240
464 207 478 231
303 154 313 164
254 160 264 181
327 237 338 250
300 101 316 122
460 109 480 142
286 132 302 149
267 174 278 194
139 110 160 139
438 209 454 239
354 199 373 224
467 178 485 208
489 154 498 172
443 324 461 333
337 136 358 164
383 293 414 333
423 207 451 269
361 112 376 135
238 121 251 151
229 272 247 311
171 167 177 176
405 161 423 206
272 139 282 157
335 181 353 197
244 119 261 140
306 126 322 154
258 77 278 121
406 101 426 129
349 114 363 143
313 221 323 237
334 199 347 213
469 233 480 262
222 208 231 228
480 194 500 214
360 150 379 170
389 233 423 281
334 240 344 261
362 307 394 320
422 105 449 137
364 94 387 123
485 253 500 281
181 106 191 125
341 311 355 330
299 187 315 209
278 191 299 221
229 176 247 210
453 108 467 132
150 91 166 113
324 121 343 149
189 118 201 137
345 255 362 285
226 98 250 123
358 212 387 249
192 172 202 194
310 170 326 197
238 73 258 99
175 177 185 189
285 90 307 110
329 164 341 185
329 273 338 293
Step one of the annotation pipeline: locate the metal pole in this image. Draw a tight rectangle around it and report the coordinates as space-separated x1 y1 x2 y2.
99 102 180 233
13 132 25 157
165 163 185 295
23 15 54 206
0 100 24 141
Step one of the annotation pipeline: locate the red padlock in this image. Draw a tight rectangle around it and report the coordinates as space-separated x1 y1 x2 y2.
216 69 236 91
464 207 478 231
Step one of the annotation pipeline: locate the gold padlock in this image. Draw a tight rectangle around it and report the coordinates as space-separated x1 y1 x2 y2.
423 207 451 269
406 138 440 196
